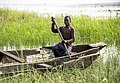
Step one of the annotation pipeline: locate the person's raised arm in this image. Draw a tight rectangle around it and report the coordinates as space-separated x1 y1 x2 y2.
51 17 58 33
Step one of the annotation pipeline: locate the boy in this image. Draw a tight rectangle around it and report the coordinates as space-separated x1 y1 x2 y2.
51 16 75 57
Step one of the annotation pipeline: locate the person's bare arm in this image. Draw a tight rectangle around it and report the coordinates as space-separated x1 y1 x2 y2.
51 22 58 33
51 17 58 33
68 28 75 43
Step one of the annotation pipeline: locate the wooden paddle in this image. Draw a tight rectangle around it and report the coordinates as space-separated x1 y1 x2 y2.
51 17 71 58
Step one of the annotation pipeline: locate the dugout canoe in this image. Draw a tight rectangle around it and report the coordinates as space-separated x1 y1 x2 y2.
0 42 106 74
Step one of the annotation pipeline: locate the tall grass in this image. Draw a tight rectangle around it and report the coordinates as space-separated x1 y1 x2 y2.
72 16 120 45
0 8 120 49
0 8 120 83
0 46 119 83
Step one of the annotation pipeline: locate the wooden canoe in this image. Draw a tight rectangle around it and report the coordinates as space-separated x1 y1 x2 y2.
0 42 106 74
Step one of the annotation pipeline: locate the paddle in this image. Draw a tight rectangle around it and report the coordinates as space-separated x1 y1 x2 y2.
51 17 71 58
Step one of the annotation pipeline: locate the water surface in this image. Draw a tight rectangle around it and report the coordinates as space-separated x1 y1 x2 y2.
0 2 120 17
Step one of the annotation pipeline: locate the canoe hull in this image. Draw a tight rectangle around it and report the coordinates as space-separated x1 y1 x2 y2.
0 42 106 74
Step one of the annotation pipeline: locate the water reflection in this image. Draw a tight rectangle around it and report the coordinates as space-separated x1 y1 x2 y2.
100 44 120 64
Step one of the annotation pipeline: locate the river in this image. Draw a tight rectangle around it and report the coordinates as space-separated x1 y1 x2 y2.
0 2 120 17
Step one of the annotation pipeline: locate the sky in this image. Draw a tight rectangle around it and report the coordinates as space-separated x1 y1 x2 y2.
0 0 120 4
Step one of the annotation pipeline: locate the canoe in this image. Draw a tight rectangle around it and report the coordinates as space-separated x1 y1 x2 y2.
0 42 106 74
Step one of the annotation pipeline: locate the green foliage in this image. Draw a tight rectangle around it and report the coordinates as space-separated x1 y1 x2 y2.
0 8 120 48
0 8 120 83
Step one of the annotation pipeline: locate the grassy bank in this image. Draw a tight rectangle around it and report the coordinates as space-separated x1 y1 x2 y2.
0 8 120 49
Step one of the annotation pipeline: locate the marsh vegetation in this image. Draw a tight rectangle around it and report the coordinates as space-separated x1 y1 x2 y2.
0 8 120 83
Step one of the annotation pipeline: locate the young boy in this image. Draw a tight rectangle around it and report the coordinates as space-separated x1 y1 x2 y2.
51 16 75 57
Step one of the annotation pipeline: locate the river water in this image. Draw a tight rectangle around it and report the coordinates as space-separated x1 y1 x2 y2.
0 2 120 17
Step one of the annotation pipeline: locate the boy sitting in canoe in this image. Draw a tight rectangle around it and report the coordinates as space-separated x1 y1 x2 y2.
51 16 75 57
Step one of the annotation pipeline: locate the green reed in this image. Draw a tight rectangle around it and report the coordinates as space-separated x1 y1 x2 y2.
0 8 120 48
0 8 120 83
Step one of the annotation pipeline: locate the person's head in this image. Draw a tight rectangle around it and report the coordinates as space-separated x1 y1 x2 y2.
64 16 71 26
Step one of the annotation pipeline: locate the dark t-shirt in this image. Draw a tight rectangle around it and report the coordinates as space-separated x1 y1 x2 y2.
51 26 75 46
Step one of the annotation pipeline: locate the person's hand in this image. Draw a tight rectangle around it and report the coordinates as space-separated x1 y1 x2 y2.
51 17 55 25
62 40 68 43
